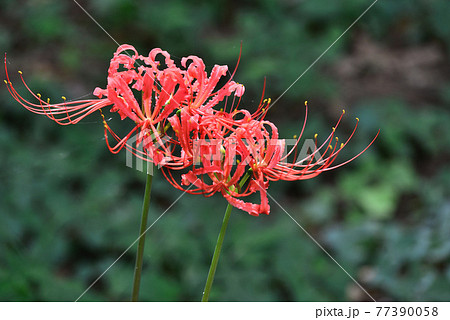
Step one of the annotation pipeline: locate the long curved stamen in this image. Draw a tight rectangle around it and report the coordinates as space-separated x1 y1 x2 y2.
281 101 309 161
4 59 111 125
321 129 380 172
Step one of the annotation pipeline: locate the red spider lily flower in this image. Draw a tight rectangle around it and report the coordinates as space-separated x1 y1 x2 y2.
161 131 266 214
160 112 277 215
165 102 379 216
161 117 278 216
100 45 244 168
4 45 245 167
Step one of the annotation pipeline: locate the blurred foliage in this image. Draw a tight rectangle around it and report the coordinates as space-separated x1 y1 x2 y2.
1 0 449 301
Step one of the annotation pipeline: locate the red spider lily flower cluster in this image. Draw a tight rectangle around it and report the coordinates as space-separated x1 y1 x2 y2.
4 45 378 216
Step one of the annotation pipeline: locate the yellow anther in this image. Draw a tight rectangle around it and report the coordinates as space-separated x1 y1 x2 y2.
329 145 332 150
220 108 223 112
293 135 297 139
61 96 66 100
332 127 335 132
314 133 318 139
304 100 308 106
342 109 345 114
99 110 107 127
47 98 50 103
356 117 359 121
37 93 41 98
267 98 271 104
263 99 267 103
340 143 344 149
335 137 339 142
236 159 240 164
262 108 265 112
18 71 22 75
3 80 7 84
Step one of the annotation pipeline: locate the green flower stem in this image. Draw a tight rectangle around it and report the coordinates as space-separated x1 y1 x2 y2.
131 169 154 302
201 202 233 302
201 172 251 302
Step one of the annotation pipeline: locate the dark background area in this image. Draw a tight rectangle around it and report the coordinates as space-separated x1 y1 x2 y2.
0 0 449 301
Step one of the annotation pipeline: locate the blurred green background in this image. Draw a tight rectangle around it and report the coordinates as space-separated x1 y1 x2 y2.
1 0 449 301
